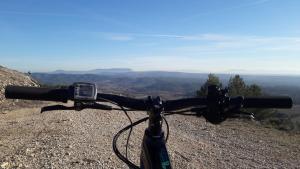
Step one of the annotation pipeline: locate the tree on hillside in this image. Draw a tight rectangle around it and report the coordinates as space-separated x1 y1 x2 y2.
246 84 262 96
197 74 222 96
228 75 262 97
228 75 247 96
197 74 262 97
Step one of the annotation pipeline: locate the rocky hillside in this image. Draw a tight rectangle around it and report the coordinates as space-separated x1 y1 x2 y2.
0 66 39 111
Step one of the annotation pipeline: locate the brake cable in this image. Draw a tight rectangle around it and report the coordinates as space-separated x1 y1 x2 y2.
161 115 169 142
113 117 149 169
95 97 142 168
119 105 134 160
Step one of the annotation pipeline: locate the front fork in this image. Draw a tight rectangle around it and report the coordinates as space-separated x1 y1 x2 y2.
140 129 172 169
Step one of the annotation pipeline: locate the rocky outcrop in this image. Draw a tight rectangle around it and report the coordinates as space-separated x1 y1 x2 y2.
0 65 39 111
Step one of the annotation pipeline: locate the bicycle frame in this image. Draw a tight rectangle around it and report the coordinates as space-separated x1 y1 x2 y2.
140 96 172 169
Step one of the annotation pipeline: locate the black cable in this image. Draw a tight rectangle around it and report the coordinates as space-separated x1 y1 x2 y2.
119 105 133 160
96 97 119 105
164 106 207 116
165 112 197 116
96 97 140 168
174 109 192 113
113 117 148 169
162 116 169 142
112 108 139 111
96 97 135 159
165 109 192 114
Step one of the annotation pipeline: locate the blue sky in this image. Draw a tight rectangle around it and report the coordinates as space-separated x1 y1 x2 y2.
1 0 300 74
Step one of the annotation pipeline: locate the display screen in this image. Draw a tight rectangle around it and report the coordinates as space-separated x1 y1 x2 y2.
74 83 97 100
78 85 93 97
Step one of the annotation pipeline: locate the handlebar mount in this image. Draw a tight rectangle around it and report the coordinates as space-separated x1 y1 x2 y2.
203 85 230 124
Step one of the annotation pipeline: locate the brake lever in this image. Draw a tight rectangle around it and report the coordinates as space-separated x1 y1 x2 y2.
190 107 207 116
41 105 74 113
41 102 113 113
74 102 113 111
227 109 255 120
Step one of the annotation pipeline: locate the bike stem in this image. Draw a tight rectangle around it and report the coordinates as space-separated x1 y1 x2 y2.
146 96 163 136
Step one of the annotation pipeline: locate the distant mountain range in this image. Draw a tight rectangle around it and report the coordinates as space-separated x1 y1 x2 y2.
48 68 209 79
51 68 133 75
39 68 300 87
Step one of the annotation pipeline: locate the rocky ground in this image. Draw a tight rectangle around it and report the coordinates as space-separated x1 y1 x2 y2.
0 102 299 169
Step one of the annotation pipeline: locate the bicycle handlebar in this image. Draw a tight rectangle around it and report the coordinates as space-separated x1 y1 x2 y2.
243 97 292 108
97 93 147 110
5 86 70 102
5 85 293 110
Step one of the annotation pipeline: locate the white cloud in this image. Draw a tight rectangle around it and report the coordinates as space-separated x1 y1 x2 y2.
107 34 134 41
174 34 300 52
133 33 235 41
101 32 235 41
101 32 300 52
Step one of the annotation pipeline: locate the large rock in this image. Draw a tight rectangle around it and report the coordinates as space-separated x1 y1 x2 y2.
0 65 40 110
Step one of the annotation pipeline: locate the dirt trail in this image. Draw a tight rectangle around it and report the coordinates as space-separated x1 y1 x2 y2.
1 106 300 169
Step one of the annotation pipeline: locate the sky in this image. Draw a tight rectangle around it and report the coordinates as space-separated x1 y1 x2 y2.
1 0 300 74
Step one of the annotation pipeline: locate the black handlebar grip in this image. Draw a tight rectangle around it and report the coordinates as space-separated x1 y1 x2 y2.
164 97 207 111
5 85 70 102
243 97 293 108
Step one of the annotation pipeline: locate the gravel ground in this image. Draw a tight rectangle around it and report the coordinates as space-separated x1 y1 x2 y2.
0 104 300 169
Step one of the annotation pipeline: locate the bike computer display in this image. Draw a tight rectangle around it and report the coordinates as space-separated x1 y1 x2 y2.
73 82 97 101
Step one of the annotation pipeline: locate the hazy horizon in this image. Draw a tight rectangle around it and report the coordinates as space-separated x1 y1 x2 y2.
3 65 297 76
